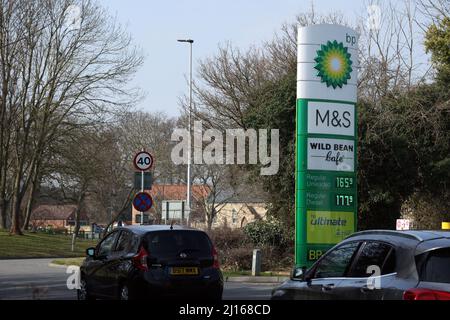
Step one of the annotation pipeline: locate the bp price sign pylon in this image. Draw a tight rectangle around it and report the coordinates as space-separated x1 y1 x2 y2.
296 24 358 267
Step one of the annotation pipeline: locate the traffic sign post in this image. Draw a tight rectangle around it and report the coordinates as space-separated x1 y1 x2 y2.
134 172 153 190
133 151 154 171
133 192 154 213
133 150 154 225
295 25 358 267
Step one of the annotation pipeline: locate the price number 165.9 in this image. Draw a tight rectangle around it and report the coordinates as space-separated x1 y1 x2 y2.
336 177 354 189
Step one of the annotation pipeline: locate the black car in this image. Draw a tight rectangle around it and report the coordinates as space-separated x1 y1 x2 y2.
272 230 450 300
78 225 223 300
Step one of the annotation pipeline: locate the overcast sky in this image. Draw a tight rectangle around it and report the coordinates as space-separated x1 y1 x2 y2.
96 0 416 117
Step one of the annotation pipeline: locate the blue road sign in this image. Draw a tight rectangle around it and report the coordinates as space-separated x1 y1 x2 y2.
133 192 153 212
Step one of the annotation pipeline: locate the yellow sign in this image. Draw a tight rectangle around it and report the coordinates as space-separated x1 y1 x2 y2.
307 211 355 244
442 222 450 230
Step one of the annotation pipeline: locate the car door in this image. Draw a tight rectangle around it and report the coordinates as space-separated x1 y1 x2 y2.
335 241 397 300
294 241 361 300
88 231 120 297
103 230 134 298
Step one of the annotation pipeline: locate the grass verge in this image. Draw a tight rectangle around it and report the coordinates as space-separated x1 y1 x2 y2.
0 229 97 259
51 257 85 266
222 270 289 277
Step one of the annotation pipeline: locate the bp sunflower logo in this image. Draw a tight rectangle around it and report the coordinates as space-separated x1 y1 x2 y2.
314 40 353 89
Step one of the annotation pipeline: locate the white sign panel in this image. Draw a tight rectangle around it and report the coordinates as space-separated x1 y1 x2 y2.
307 138 355 172
396 219 411 231
297 24 358 103
162 200 190 220
308 101 355 136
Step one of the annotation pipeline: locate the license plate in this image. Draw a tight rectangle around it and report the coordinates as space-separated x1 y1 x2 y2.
170 267 199 275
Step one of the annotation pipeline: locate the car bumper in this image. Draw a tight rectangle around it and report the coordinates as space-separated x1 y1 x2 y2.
130 270 224 300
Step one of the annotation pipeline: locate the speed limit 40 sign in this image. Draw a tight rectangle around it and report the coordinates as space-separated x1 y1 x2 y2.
133 151 154 171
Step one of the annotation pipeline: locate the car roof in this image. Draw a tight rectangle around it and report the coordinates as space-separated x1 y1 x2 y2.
346 230 450 243
340 230 450 278
117 224 203 235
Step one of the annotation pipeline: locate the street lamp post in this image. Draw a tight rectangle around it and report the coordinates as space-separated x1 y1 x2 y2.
177 39 194 226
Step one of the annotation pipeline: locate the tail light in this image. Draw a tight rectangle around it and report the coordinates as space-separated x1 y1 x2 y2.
212 246 220 269
132 246 149 272
403 288 450 300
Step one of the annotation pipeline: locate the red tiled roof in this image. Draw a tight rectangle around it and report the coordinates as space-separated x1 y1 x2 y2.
149 185 209 201
31 205 89 221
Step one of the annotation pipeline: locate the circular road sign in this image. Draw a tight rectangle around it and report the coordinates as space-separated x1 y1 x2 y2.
133 192 153 212
133 151 154 171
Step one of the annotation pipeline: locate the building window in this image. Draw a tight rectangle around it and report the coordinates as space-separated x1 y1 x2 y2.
212 208 218 225
135 214 149 224
232 209 237 224
67 220 88 226
241 217 248 228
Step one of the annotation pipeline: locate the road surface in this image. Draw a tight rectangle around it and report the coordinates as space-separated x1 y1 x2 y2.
0 259 278 300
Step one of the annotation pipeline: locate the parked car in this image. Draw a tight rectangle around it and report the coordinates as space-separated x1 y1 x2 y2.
78 225 223 300
272 230 450 300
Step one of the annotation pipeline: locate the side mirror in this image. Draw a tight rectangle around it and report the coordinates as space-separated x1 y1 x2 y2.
291 266 308 281
86 247 96 258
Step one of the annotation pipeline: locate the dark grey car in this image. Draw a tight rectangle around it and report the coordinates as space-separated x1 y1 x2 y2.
78 225 223 300
272 230 450 300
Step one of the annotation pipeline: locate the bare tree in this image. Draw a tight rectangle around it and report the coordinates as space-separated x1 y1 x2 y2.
188 9 345 131
45 124 138 247
115 111 184 185
357 0 430 105
417 0 449 25
0 0 143 234
194 165 237 231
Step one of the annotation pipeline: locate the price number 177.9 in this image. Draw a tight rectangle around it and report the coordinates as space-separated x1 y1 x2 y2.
336 195 354 207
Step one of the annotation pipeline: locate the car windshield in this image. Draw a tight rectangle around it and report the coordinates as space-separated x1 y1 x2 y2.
420 248 450 284
145 231 212 256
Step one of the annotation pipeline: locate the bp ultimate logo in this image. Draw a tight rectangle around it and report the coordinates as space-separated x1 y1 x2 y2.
314 40 353 89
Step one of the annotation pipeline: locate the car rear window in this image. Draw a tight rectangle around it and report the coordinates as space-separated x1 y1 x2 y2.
145 231 212 256
420 248 450 284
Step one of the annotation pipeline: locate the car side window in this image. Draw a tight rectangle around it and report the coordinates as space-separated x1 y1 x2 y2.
382 249 396 274
130 234 141 253
349 242 396 277
313 242 360 279
114 231 132 253
97 231 119 257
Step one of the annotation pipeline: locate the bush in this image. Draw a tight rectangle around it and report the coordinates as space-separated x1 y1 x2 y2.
243 218 288 247
208 227 250 251
401 192 450 230
208 225 294 271
53 227 68 235
218 245 294 272
220 246 254 271
260 246 294 271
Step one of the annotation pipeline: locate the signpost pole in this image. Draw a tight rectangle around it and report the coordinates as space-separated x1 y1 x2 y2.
141 170 144 225
133 150 154 226
141 149 144 225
